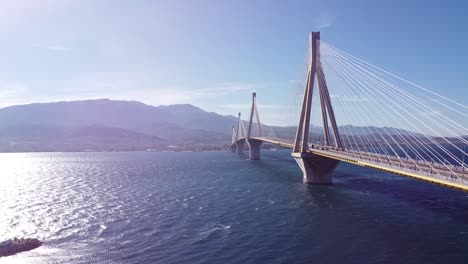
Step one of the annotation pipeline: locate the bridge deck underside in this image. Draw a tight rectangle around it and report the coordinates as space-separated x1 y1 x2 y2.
233 137 468 191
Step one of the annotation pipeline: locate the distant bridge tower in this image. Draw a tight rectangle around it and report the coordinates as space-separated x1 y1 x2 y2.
230 125 237 152
292 31 343 184
234 112 245 154
246 92 263 160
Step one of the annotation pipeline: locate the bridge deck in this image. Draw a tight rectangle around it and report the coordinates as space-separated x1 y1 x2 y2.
235 137 468 192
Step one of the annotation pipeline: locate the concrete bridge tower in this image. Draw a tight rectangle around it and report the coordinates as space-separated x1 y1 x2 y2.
234 112 245 154
292 32 343 184
246 92 263 160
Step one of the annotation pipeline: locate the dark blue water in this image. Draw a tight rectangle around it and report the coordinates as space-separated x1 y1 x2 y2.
1 150 467 263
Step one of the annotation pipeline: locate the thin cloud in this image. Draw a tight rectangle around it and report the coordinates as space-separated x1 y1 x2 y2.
146 83 261 105
289 79 302 84
317 24 332 30
0 81 32 107
313 13 335 31
221 104 250 109
195 83 261 95
55 71 263 107
261 112 299 126
33 44 72 52
428 110 442 116
221 104 293 110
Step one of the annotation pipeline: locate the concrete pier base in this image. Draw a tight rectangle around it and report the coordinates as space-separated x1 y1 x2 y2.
291 152 340 184
235 140 245 154
247 139 263 160
230 144 236 152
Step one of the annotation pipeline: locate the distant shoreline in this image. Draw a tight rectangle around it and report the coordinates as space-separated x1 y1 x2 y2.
0 146 287 154
0 141 286 154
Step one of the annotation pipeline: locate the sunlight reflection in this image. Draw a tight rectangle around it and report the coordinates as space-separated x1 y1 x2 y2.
0 153 37 184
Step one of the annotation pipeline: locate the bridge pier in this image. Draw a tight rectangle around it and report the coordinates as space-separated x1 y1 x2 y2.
247 139 263 160
230 144 236 152
235 140 245 154
291 152 340 184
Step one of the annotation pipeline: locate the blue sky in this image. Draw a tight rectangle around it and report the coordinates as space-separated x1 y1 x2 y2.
1 0 467 125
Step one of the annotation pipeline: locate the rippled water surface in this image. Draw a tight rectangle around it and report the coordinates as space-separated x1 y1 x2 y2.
0 150 467 263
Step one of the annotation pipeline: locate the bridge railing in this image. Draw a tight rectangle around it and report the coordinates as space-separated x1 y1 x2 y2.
310 145 468 184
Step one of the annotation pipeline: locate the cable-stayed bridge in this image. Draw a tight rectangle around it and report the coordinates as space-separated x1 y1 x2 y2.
231 32 468 191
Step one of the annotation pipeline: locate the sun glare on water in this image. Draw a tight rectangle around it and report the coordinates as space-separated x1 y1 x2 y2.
0 153 48 263
0 153 37 184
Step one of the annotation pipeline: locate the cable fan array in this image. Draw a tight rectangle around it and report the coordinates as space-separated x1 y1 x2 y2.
307 40 467 179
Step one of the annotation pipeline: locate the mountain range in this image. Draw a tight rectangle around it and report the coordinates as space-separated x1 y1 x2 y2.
0 99 236 152
0 99 462 152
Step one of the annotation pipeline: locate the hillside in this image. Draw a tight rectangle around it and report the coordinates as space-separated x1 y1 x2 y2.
0 99 450 152
0 99 236 152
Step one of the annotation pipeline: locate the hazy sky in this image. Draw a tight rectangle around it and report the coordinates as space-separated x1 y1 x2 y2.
1 0 467 125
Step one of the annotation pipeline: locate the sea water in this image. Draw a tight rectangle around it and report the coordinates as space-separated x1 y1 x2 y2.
0 150 467 263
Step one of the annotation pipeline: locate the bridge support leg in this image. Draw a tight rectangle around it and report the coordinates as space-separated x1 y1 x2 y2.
247 139 262 160
291 152 340 184
235 140 245 154
230 144 236 152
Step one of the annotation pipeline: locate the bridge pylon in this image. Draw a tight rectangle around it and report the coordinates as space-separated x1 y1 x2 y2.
234 112 245 154
230 125 237 152
246 92 263 160
292 31 342 184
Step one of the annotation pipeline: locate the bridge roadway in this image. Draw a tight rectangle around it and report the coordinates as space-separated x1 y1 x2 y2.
236 137 468 192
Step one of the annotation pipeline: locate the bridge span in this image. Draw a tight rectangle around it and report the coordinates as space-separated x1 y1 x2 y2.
234 136 468 191
230 32 468 192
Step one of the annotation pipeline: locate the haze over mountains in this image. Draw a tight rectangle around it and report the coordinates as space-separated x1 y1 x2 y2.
0 99 462 152
0 99 236 152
